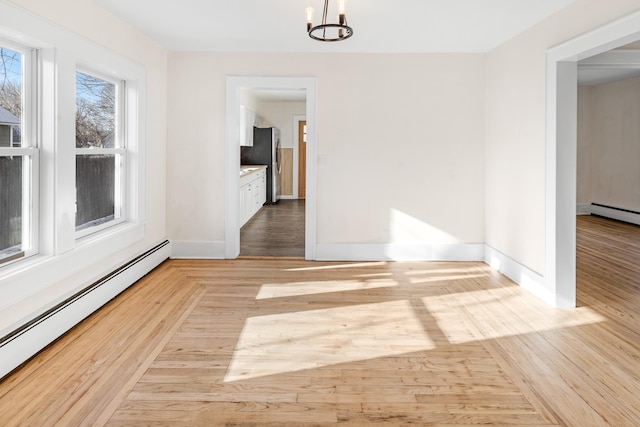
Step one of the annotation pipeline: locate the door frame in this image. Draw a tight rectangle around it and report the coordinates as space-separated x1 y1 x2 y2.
292 115 306 199
225 77 317 260
546 11 640 308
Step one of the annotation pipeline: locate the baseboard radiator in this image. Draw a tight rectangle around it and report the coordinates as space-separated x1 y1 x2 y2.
0 240 171 380
591 203 640 226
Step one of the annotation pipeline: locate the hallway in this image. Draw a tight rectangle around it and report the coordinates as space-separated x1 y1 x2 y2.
240 199 305 258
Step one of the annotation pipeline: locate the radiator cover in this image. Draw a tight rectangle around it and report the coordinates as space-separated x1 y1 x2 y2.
0 240 171 380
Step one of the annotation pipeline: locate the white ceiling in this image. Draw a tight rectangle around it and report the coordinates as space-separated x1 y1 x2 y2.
95 0 578 53
97 0 640 97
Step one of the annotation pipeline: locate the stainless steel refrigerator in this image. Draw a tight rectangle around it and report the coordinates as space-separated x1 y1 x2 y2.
240 127 281 204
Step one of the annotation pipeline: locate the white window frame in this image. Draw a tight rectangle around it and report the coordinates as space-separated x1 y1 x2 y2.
74 68 126 239
0 39 39 266
0 1 147 313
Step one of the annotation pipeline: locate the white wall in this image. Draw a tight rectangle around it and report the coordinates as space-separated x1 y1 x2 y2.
1 0 167 332
485 0 640 275
578 76 640 212
577 86 592 207
255 101 306 149
167 53 485 249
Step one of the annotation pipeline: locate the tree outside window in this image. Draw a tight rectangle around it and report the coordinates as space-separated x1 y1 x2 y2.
75 71 123 233
0 46 27 263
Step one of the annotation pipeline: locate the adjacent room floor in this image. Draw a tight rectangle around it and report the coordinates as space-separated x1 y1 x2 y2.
1 215 639 425
240 199 305 258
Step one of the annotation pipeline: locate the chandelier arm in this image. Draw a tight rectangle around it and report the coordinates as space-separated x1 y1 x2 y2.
322 0 328 39
322 0 328 25
306 0 353 42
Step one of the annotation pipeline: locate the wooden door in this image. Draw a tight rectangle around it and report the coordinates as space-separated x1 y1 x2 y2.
298 120 306 199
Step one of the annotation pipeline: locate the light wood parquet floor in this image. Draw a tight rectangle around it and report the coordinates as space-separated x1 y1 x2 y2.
1 215 640 425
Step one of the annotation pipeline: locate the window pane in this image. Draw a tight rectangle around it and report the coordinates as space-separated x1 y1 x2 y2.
0 156 24 260
76 70 122 235
1 45 28 264
0 47 22 148
76 71 116 148
76 154 121 230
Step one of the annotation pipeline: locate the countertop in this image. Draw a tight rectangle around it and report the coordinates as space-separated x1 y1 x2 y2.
240 165 267 177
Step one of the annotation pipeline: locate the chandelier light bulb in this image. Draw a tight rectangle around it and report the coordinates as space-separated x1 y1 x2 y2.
338 0 346 16
305 7 315 31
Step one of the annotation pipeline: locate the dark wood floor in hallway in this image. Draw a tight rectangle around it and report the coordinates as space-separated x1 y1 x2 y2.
240 199 305 258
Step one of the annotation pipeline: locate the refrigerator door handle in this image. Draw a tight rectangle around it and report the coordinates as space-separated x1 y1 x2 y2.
275 138 282 174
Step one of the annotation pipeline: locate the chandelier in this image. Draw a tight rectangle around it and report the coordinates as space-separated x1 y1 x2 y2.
305 0 353 42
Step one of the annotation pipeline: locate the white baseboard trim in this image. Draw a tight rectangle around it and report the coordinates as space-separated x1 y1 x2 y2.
576 204 591 215
0 240 171 380
170 240 226 259
484 245 553 305
591 203 640 226
278 195 296 200
315 243 485 262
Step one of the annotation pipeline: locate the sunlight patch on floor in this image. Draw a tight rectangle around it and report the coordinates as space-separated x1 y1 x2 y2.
423 287 606 344
224 300 434 382
285 262 387 272
255 279 399 299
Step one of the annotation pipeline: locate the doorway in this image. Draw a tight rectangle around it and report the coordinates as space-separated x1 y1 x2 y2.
225 77 317 260
547 11 640 308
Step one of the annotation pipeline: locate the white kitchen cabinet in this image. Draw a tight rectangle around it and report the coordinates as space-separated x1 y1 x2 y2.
239 166 266 226
239 105 256 146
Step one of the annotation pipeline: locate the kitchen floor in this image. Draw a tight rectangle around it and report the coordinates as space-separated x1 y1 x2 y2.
240 199 305 257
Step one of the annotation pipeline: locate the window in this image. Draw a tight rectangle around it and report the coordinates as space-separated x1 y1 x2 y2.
0 43 36 265
75 70 124 236
0 2 148 320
